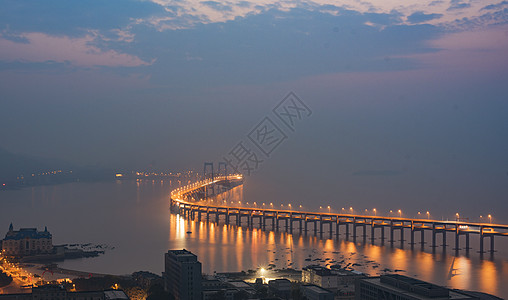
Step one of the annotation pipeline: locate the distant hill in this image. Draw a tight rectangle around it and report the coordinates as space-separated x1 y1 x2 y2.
0 147 73 180
0 147 114 187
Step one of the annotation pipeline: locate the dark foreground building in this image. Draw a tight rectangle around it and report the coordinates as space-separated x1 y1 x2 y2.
356 274 479 300
163 249 202 300
0 285 129 300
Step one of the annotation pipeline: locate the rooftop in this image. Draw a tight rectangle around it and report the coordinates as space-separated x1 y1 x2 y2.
4 224 52 241
302 285 333 294
360 276 477 300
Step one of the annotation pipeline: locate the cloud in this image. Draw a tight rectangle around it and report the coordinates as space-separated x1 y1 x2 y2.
144 0 507 30
0 32 151 67
407 11 443 23
400 25 508 72
481 1 508 10
447 0 471 11
201 1 233 11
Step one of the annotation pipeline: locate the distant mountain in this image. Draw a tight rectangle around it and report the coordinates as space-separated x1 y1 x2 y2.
0 147 73 180
0 147 115 188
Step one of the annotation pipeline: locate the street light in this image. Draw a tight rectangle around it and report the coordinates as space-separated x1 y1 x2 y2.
398 210 402 217
456 213 459 221
328 206 331 213
488 214 492 223
373 208 377 216
426 211 430 220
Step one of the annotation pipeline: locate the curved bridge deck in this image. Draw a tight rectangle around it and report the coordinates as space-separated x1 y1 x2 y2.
170 177 508 255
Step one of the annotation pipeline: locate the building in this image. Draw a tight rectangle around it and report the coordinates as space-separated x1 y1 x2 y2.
355 274 479 300
301 285 334 300
302 265 364 299
0 285 129 300
268 279 292 299
1 224 53 256
302 265 365 290
163 249 202 300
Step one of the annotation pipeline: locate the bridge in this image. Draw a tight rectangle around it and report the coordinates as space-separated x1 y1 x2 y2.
170 176 508 256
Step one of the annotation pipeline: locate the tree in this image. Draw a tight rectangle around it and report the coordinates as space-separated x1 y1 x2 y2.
0 270 13 288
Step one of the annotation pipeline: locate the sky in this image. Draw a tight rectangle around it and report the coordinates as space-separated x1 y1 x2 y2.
1 0 508 221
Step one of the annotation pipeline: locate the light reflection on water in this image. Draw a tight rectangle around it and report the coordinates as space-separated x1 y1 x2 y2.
0 180 507 298
177 215 508 297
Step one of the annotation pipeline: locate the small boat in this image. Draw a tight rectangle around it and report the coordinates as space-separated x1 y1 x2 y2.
186 231 192 234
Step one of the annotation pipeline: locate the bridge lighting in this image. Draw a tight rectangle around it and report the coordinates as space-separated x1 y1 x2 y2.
456 213 459 221
373 208 376 216
488 214 492 223
328 206 331 213
350 207 353 213
398 210 402 217
426 211 430 219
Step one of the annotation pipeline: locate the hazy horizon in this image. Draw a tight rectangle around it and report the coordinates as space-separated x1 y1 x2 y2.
1 0 508 222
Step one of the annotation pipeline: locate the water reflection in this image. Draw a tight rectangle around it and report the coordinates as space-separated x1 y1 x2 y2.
168 212 508 297
1 181 507 297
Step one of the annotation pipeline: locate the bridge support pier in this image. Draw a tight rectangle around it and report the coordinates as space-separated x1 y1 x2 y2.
410 228 415 249
400 228 404 249
390 225 394 246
